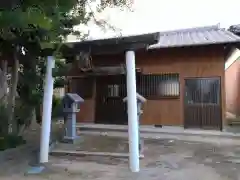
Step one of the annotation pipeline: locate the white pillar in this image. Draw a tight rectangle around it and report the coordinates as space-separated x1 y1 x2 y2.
125 50 139 172
40 56 55 163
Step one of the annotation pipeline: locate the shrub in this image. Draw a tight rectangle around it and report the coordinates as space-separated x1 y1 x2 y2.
0 102 9 135
0 100 26 151
52 95 64 119
0 135 26 151
36 95 64 124
14 100 32 129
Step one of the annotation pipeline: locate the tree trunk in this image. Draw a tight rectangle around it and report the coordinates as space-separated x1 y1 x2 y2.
7 52 19 135
0 60 8 104
29 107 39 129
0 60 9 135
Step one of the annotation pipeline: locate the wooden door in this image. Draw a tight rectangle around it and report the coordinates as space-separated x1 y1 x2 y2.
95 75 127 124
184 78 222 130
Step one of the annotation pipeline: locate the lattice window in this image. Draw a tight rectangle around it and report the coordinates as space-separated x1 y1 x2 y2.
107 84 120 97
137 73 180 99
185 78 220 104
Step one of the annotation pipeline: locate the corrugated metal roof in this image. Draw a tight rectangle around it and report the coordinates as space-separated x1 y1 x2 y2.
149 25 240 49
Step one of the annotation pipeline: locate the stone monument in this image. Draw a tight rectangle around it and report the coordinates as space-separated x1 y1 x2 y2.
62 93 84 143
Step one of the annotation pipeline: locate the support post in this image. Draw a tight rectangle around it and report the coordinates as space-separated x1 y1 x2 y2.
125 50 139 172
39 56 55 163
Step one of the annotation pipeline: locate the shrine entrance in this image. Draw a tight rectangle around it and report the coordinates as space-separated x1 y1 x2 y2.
95 75 128 124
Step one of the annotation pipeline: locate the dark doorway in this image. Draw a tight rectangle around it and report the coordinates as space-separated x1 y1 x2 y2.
184 77 222 130
95 75 128 124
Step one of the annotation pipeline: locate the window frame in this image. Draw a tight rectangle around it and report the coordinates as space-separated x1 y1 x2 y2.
137 73 180 99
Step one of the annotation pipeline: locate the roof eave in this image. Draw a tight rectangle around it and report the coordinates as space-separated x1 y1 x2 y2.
42 32 160 57
148 41 240 50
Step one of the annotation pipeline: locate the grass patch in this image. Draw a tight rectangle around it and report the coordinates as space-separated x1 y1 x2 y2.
0 135 26 151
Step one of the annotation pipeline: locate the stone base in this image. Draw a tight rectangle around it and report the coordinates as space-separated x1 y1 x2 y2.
25 164 46 175
62 136 81 144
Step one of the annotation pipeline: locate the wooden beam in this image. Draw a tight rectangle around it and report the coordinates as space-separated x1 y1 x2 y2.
66 67 142 77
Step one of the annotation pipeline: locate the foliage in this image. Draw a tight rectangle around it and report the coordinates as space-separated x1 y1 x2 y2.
13 0 131 108
0 100 26 150
0 101 8 135
18 57 45 107
34 95 64 122
0 0 132 135
52 95 64 118
0 135 26 151
52 58 71 88
229 25 240 36
14 100 32 130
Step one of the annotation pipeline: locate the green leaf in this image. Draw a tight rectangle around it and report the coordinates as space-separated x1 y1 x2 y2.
40 42 54 49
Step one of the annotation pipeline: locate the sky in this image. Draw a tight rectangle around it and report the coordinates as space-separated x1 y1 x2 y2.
67 0 240 41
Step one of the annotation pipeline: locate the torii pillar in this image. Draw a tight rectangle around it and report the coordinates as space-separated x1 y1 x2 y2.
125 50 139 172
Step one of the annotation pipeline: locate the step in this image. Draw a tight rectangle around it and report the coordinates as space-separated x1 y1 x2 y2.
76 124 240 139
50 150 144 159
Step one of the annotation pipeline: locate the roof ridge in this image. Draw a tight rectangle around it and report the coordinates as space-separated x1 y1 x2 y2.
159 25 220 35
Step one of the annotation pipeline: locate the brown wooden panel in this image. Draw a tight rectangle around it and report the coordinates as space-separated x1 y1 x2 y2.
70 77 94 99
68 77 96 123
141 99 181 125
184 105 221 129
76 99 95 123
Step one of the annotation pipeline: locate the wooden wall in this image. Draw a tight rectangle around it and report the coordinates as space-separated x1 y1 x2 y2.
68 45 226 126
225 57 240 116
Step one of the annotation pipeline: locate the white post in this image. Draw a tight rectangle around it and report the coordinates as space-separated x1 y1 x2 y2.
39 56 55 163
125 50 139 172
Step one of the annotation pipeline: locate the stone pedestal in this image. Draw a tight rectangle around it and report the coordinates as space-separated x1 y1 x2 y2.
63 113 79 143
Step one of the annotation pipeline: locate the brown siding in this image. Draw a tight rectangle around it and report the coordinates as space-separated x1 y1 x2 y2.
137 46 225 126
69 45 225 126
76 99 95 123
67 78 96 123
225 59 240 116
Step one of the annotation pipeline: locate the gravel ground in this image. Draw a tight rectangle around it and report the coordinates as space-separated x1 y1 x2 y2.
1 134 240 180
54 135 129 153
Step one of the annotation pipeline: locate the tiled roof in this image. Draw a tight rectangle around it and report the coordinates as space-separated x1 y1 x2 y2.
149 25 240 49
